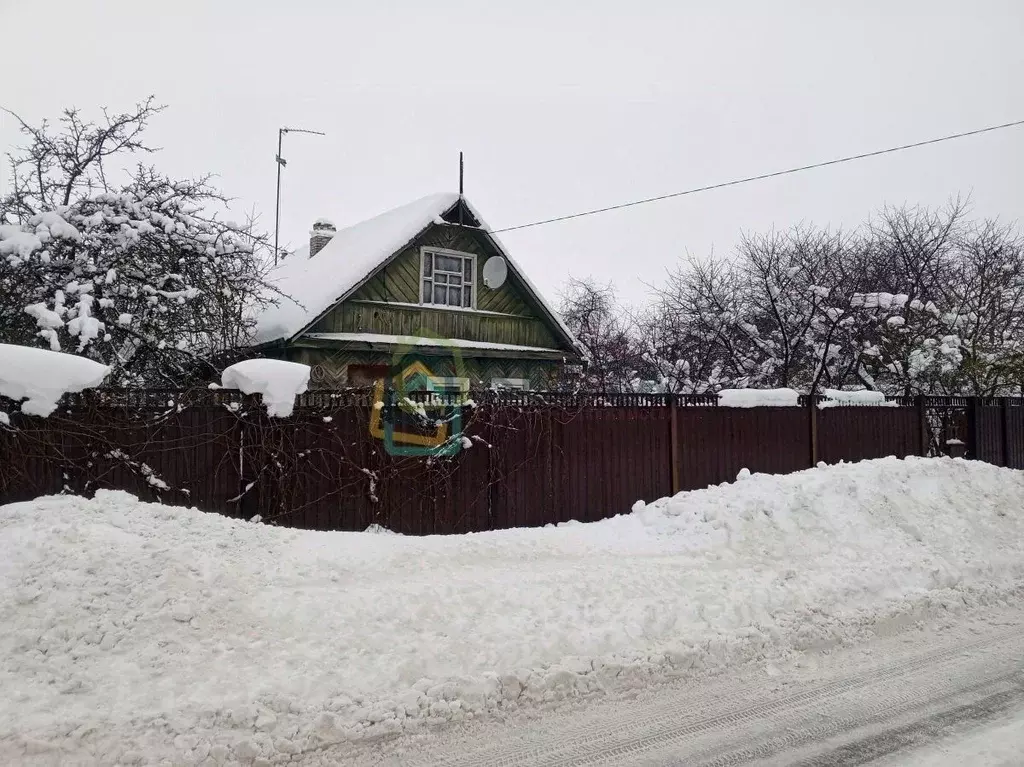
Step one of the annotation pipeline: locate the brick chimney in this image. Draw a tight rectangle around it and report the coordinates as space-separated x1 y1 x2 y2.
309 218 336 257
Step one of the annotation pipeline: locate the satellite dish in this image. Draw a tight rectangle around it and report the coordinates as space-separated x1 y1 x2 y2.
482 256 508 289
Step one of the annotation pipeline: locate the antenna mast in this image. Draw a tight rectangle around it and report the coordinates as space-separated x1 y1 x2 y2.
458 151 464 226
274 126 326 265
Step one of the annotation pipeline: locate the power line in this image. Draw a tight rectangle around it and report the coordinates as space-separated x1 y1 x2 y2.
489 118 1024 235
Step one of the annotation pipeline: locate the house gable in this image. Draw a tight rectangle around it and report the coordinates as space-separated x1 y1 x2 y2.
256 192 582 362
439 198 481 227
309 221 567 351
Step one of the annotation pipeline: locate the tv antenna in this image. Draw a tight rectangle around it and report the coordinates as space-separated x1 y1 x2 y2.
274 126 325 265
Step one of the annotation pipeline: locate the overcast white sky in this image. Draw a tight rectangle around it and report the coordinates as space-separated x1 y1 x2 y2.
2 0 1022 307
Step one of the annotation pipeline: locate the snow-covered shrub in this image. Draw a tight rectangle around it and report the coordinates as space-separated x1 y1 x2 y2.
0 99 278 386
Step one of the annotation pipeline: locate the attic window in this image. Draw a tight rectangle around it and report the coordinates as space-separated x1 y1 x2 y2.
420 248 475 309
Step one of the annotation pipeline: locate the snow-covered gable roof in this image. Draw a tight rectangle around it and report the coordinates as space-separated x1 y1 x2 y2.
255 193 582 356
256 193 457 344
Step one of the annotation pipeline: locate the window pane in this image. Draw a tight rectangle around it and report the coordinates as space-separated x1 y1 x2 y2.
422 279 432 303
423 253 432 277
437 255 462 272
435 273 448 284
463 285 472 307
433 285 446 304
449 286 461 305
450 275 462 286
464 259 473 280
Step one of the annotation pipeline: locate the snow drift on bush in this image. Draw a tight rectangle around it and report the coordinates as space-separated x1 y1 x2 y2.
220 358 310 417
0 343 109 417
1 457 1023 764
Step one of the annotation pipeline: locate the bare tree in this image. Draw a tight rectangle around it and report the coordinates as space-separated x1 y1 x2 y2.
0 99 278 386
850 201 970 395
556 278 641 391
635 200 1024 397
643 256 751 392
2 98 163 219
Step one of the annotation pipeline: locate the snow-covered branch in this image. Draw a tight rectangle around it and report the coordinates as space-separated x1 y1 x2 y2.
0 100 279 386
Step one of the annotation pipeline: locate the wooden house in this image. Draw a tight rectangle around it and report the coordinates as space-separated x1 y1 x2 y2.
253 193 583 391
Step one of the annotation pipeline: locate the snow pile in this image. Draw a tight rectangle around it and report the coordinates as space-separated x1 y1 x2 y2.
220 359 310 417
2 458 1024 764
718 388 800 407
0 227 46 260
818 388 897 408
0 343 110 417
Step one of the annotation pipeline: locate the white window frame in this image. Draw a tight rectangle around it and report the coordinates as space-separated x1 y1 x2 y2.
491 377 530 391
420 247 477 310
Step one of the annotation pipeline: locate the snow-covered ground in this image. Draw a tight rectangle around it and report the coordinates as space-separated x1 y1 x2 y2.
881 707 1024 766
1 457 1023 765
369 601 1024 766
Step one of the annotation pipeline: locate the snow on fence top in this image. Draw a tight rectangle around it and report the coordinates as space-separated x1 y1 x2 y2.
819 389 896 408
717 388 800 408
0 343 110 417
220 359 310 418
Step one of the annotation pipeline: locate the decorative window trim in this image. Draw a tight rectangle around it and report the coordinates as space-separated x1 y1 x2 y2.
491 377 530 391
420 247 477 310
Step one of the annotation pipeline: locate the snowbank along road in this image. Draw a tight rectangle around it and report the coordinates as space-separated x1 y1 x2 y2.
1 456 1023 765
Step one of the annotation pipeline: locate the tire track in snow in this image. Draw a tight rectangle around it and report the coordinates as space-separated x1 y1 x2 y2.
792 685 1024 766
694 670 1023 766
382 618 1024 767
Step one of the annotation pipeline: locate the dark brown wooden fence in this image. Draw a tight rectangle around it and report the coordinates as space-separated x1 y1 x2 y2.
1 391 1021 534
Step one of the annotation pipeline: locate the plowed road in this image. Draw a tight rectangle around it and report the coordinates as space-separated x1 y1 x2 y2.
334 604 1024 766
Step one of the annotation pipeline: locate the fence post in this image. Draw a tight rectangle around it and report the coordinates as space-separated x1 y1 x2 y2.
1001 397 1010 467
916 395 928 456
808 394 819 467
545 410 556 524
669 393 680 495
967 397 980 460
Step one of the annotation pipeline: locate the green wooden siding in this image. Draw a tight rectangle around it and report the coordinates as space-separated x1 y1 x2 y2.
286 347 560 390
276 219 576 390
311 302 559 348
312 224 557 346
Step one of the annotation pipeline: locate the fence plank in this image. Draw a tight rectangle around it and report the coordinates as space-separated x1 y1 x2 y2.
974 405 1005 465
675 408 809 490
1007 405 1024 469
818 407 919 465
